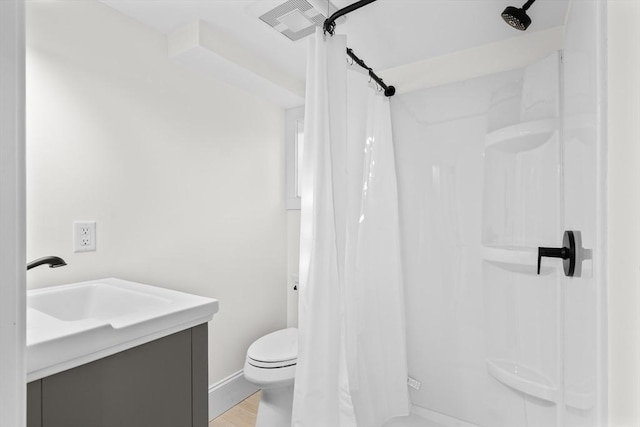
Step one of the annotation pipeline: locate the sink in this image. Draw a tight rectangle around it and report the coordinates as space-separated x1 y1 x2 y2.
29 282 172 324
27 278 218 381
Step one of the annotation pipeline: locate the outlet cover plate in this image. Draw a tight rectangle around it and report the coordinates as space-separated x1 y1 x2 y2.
74 221 96 252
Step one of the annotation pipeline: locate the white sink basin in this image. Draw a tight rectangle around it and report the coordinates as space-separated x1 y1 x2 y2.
29 282 173 325
27 278 218 381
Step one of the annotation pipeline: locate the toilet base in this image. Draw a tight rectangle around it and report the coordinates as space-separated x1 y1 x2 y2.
256 384 294 427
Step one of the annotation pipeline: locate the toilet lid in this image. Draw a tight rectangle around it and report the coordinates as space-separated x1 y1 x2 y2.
247 328 298 365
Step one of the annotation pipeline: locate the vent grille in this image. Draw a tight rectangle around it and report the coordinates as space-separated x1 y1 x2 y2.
259 0 330 41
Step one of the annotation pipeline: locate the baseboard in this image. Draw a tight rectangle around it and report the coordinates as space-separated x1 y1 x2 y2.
208 370 260 420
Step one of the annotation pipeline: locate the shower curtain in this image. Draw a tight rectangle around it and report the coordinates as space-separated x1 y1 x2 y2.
292 28 409 427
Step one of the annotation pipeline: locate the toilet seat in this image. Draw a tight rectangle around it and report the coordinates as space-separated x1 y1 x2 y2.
248 358 297 369
247 328 297 369
244 328 298 427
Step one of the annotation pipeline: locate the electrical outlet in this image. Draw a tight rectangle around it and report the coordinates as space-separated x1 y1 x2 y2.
74 221 96 252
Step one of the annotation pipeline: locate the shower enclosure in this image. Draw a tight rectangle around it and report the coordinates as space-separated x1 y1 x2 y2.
389 1 604 422
295 1 604 424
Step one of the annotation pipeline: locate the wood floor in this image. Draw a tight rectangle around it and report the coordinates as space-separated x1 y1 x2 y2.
209 392 261 427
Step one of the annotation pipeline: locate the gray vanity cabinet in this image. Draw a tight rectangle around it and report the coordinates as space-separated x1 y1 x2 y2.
27 324 208 427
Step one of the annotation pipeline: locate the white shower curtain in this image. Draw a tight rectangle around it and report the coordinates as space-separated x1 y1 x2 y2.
292 28 409 427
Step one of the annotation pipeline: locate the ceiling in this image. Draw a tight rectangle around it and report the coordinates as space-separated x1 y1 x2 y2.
100 0 569 105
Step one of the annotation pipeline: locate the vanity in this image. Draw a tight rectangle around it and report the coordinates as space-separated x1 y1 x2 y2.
26 278 219 427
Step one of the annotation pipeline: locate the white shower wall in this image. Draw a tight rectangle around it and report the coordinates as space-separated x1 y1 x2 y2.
392 47 600 426
393 67 538 427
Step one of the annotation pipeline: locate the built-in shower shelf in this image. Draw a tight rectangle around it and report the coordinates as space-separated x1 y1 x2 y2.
485 119 558 152
482 245 553 275
486 359 558 404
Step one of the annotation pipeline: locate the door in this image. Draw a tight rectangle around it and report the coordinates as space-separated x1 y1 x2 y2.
0 1 27 426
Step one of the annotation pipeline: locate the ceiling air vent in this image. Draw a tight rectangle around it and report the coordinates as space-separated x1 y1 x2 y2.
259 0 339 41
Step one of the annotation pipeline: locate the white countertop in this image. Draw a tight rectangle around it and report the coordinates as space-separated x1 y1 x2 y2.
27 278 219 382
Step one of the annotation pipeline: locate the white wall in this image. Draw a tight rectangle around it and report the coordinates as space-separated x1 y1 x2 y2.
287 210 300 327
394 58 572 426
25 0 287 387
607 1 640 426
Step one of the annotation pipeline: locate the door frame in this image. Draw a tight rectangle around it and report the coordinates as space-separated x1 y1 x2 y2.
0 0 26 425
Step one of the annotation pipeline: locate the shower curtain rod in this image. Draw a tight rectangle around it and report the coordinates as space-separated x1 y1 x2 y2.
323 0 396 97
347 48 395 97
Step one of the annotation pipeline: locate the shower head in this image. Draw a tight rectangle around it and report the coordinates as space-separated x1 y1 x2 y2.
501 0 536 31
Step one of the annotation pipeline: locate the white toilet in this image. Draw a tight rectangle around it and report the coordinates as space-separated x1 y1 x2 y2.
244 328 297 427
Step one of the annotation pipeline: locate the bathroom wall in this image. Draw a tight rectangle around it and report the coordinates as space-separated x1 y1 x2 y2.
388 1 612 425
287 210 300 327
392 70 516 427
393 59 569 427
25 0 287 387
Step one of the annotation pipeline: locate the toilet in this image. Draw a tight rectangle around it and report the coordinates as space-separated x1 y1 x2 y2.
244 328 297 427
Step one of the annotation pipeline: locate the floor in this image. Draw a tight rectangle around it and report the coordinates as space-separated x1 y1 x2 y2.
207 393 440 427
209 392 260 427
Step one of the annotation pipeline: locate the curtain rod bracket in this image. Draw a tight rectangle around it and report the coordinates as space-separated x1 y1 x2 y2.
323 19 336 35
323 0 378 34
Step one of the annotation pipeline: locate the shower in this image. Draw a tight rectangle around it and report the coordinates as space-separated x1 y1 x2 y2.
502 0 537 30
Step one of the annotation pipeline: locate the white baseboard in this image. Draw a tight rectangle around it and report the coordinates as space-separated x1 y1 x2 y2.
208 370 260 421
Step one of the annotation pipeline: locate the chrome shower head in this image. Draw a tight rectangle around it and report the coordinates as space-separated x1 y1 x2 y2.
502 0 536 31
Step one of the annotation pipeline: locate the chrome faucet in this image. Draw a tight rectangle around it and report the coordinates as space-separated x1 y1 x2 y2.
27 256 67 271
